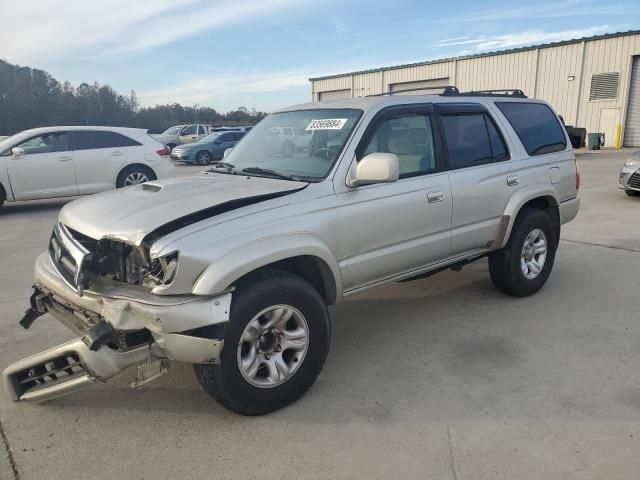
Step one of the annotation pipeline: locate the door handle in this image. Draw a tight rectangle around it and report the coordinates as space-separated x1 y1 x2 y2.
111 151 124 157
427 191 445 203
506 175 520 186
58 156 72 162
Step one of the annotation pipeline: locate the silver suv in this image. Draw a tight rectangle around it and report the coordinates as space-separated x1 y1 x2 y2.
4 88 580 415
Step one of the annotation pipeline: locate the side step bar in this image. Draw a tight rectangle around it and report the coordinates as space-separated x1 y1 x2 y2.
3 338 150 402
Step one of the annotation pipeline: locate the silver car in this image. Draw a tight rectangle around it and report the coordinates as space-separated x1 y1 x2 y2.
619 151 640 197
4 89 580 415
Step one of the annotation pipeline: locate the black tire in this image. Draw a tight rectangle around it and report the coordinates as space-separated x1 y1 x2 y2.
194 269 331 415
281 141 295 157
167 143 176 152
488 208 557 297
625 190 640 197
195 150 212 165
115 165 157 188
0 185 5 211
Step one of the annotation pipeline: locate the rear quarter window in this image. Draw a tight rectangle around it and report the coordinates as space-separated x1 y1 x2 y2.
496 102 567 156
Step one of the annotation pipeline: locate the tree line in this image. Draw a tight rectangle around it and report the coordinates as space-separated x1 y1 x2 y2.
0 59 268 136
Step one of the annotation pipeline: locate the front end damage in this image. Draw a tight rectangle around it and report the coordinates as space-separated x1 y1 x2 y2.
3 243 232 402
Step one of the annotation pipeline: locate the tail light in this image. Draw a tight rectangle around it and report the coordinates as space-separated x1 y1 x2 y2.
156 146 170 157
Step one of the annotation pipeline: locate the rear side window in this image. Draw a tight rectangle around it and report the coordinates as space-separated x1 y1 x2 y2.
441 114 496 169
72 131 141 150
496 102 566 156
198 125 205 135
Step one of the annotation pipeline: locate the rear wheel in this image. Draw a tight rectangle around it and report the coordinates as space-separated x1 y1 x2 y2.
0 185 5 211
116 165 156 188
281 141 295 157
625 189 640 197
194 269 330 415
196 150 212 165
489 208 557 297
167 143 176 152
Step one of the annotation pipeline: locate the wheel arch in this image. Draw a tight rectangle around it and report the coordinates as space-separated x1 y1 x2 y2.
192 234 342 305
115 163 157 187
498 190 561 249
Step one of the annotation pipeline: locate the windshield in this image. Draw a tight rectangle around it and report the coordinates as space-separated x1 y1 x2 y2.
199 133 221 143
162 126 183 135
221 109 361 180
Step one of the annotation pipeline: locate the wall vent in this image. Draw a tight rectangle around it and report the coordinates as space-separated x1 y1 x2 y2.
589 72 620 101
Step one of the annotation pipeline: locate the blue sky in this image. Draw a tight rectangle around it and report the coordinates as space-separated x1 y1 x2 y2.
1 0 638 112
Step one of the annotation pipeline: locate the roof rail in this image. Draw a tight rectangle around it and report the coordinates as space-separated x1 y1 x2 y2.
366 86 459 97
444 89 527 98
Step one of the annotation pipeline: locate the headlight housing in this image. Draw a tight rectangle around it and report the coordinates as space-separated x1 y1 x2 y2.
625 159 639 169
142 251 179 288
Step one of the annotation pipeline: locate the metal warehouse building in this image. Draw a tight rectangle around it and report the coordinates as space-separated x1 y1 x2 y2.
310 30 640 147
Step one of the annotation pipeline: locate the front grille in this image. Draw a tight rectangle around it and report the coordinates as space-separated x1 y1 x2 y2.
49 223 92 295
628 172 640 189
11 352 87 398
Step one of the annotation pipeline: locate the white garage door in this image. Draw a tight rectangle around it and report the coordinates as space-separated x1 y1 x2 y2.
389 78 451 95
318 89 351 101
624 56 640 147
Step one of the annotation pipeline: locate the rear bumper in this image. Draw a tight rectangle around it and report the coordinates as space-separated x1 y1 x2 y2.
2 253 231 402
559 197 580 224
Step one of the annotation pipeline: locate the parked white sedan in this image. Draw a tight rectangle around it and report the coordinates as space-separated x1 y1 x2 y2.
0 126 175 210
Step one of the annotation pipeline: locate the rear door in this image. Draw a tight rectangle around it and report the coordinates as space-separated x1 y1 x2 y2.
72 130 137 194
436 103 519 255
6 131 78 200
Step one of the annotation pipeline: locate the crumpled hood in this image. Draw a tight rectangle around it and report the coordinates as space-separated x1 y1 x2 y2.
59 174 307 245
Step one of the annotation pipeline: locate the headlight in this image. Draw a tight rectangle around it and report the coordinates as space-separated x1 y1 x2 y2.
625 159 639 168
141 251 179 288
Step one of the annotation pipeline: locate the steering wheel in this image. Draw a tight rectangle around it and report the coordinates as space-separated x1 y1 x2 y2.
312 147 335 161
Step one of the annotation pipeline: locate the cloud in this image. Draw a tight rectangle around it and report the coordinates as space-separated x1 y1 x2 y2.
453 0 629 22
0 0 316 63
431 25 613 52
137 69 311 107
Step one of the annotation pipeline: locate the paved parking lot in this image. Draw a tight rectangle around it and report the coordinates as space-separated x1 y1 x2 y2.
1 151 639 480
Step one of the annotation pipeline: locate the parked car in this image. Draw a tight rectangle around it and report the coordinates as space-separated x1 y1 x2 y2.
212 126 254 133
4 90 580 416
171 131 246 165
268 126 310 157
619 151 640 196
0 126 174 210
151 124 213 150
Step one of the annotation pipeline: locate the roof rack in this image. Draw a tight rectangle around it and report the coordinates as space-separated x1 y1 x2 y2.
366 86 527 98
366 86 459 97
443 88 527 98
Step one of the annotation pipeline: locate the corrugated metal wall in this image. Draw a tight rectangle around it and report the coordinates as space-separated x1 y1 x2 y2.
311 33 640 143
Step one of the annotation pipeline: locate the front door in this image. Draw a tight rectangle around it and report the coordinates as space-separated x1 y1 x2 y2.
335 106 452 292
7 131 78 200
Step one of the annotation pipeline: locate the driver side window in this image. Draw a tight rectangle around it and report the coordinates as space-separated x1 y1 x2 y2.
181 125 196 135
15 132 70 156
361 114 436 178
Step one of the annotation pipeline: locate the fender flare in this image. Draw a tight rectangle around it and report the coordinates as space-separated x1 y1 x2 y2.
192 232 343 303
497 187 560 249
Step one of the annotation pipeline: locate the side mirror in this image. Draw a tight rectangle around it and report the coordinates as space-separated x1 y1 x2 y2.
214 139 222 145
223 148 233 158
12 147 25 157
347 152 399 187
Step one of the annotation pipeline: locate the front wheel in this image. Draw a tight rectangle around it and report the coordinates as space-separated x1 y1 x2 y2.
489 208 557 297
195 150 212 165
194 269 331 415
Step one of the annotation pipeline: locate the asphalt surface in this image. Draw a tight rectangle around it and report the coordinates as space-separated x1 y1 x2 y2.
1 151 639 480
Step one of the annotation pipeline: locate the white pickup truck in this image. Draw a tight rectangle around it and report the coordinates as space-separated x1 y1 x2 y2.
152 124 213 151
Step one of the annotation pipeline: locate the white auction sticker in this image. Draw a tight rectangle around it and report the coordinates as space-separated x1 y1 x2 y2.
305 118 348 131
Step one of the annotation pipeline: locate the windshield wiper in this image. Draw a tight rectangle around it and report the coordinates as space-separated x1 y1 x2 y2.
208 161 236 174
241 167 300 181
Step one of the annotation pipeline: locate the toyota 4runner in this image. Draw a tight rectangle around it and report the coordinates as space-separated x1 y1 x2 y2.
3 88 580 415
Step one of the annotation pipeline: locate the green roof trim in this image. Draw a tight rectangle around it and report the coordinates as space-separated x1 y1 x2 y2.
309 29 640 82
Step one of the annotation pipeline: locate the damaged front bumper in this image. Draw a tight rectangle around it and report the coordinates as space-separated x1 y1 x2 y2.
3 253 232 402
